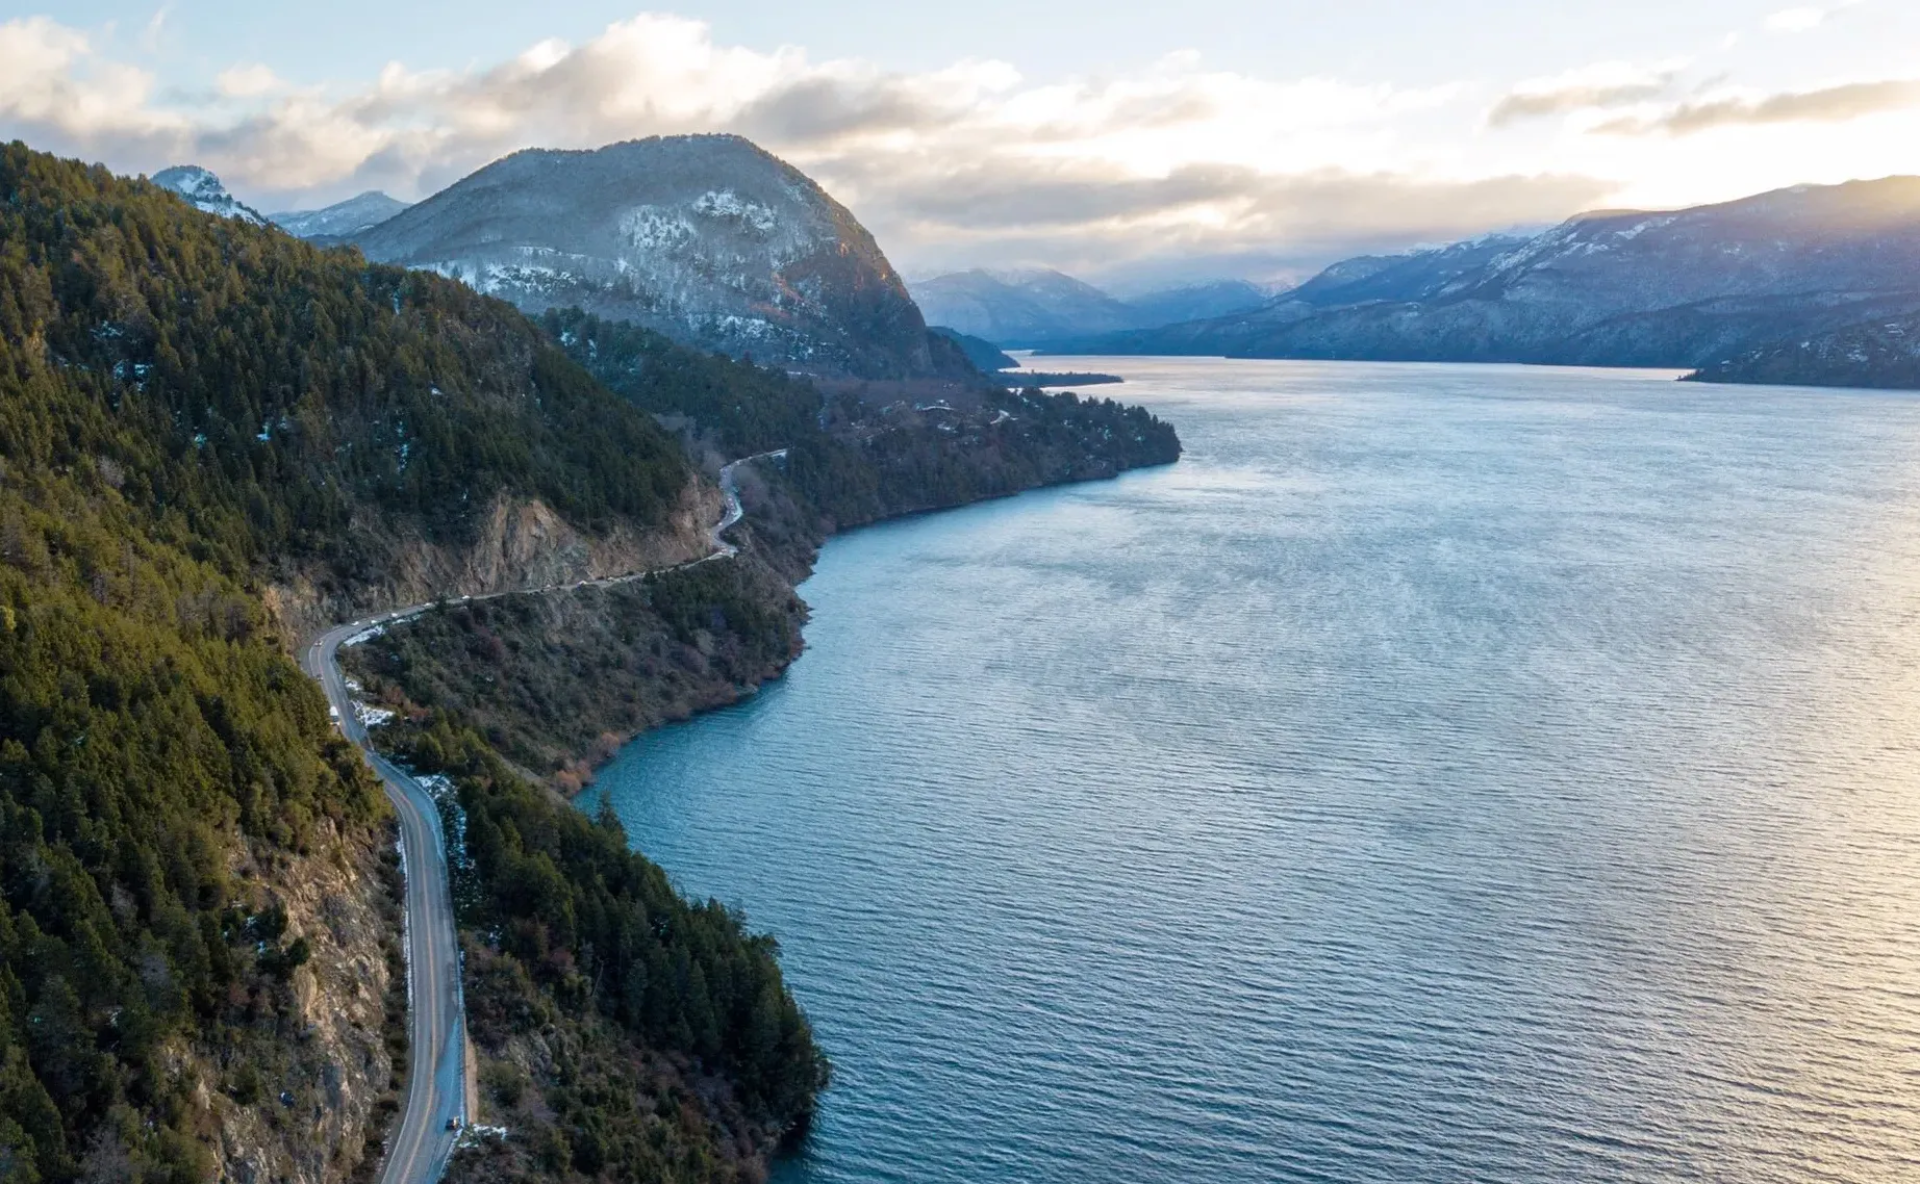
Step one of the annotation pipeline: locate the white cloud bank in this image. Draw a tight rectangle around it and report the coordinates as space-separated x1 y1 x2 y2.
1 11 1914 282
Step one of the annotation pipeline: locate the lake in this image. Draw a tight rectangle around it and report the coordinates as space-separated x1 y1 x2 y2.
591 359 1920 1183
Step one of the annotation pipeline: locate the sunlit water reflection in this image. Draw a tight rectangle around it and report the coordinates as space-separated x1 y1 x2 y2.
594 360 1920 1183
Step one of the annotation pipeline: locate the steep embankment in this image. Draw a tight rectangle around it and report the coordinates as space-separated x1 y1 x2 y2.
0 143 824 1184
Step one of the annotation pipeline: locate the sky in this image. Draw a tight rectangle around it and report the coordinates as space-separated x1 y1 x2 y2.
4 0 1920 286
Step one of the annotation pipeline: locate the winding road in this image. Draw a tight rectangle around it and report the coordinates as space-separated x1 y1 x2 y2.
304 451 783 1183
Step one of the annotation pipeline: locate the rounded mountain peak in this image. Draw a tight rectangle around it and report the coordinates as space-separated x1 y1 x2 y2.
352 136 934 379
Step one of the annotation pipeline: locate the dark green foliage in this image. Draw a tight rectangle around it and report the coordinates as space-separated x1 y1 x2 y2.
0 142 814 1181
540 308 823 456
382 720 827 1136
341 561 803 786
455 944 763 1184
0 143 688 582
929 327 1018 372
0 403 385 1183
543 308 1181 538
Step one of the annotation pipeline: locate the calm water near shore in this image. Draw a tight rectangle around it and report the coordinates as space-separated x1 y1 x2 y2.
592 359 1920 1183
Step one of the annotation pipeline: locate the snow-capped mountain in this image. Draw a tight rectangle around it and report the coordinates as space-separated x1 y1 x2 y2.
1070 178 1920 369
151 166 267 225
271 191 411 240
349 135 949 379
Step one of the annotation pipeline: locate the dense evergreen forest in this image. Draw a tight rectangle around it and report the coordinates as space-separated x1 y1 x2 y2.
345 561 804 787
0 144 820 1182
384 716 826 1183
542 309 1182 544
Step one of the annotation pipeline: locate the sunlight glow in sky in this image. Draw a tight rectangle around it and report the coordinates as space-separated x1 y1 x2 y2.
4 0 1918 283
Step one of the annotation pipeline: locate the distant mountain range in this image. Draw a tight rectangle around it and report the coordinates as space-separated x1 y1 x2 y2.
158 151 1920 391
269 190 412 239
910 270 1271 346
1053 179 1920 388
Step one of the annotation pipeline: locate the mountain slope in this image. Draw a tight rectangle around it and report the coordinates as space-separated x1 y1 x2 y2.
1687 308 1920 389
930 327 1019 372
910 271 1274 347
1069 178 1920 368
909 269 1144 345
543 308 1180 547
271 191 411 240
151 165 267 225
1122 280 1272 327
351 135 946 379
0 142 822 1184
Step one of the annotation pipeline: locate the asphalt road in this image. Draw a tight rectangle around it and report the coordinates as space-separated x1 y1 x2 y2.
304 450 782 1182
306 608 465 1184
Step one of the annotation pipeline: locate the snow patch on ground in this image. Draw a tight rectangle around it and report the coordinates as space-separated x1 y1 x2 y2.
693 189 779 233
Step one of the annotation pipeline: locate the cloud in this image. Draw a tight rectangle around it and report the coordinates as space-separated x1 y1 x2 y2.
0 16 188 160
0 12 1608 281
1595 78 1920 135
139 5 170 53
1487 61 1680 126
215 64 282 99
1765 1 1860 33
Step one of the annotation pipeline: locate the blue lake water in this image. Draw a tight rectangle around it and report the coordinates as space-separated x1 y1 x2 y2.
592 359 1920 1183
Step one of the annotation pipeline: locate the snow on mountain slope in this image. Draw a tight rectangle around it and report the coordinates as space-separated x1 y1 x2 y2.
1071 177 1920 368
349 135 944 379
151 166 267 225
272 192 411 240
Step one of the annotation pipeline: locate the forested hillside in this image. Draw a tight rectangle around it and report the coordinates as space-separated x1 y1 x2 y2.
0 143 821 1182
1685 308 1920 390
542 309 1181 554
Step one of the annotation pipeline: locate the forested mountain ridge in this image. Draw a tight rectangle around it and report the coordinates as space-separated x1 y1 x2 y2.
0 143 824 1183
542 308 1181 557
1685 307 1920 390
9 146 720 637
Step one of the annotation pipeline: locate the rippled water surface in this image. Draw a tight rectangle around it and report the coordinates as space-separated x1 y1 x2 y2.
593 360 1920 1183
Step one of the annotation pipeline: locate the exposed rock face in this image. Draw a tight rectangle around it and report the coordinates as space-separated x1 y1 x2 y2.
151 165 268 224
268 478 722 643
194 821 403 1184
1075 178 1920 369
349 135 943 379
272 191 412 240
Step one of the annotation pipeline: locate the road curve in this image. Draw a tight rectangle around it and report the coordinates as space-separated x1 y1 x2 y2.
305 451 783 1183
306 609 464 1184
